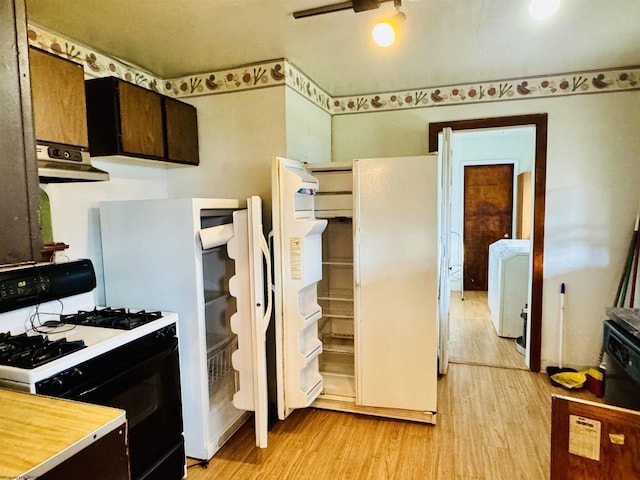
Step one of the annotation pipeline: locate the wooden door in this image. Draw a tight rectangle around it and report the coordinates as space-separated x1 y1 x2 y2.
463 164 514 291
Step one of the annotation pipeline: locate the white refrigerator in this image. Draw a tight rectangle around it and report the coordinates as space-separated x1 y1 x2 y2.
99 154 440 461
100 197 271 460
272 156 439 423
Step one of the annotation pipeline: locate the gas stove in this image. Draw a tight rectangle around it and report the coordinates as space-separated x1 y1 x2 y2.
0 260 178 390
0 260 186 480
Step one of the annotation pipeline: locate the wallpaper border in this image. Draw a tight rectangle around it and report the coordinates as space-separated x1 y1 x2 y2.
27 23 640 116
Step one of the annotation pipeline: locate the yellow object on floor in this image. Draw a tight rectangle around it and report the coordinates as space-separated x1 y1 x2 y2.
550 370 587 389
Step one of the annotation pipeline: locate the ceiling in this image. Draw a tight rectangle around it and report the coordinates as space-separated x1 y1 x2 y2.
25 0 640 97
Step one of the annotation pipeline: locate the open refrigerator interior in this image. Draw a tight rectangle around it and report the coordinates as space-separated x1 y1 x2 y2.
199 211 247 453
311 164 356 401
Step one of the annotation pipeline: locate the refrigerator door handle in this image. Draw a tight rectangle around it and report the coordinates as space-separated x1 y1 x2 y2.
260 232 273 333
268 231 276 292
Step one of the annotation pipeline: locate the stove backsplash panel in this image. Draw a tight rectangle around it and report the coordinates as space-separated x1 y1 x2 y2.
0 260 96 314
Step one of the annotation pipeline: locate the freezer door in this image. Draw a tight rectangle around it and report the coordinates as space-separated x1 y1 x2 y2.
355 155 438 412
272 157 328 420
228 196 271 448
438 128 453 375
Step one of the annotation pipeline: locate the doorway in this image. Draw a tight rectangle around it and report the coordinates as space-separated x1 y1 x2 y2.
463 163 514 291
429 114 547 372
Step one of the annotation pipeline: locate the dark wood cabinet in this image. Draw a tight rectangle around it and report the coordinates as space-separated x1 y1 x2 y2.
29 47 89 148
40 424 130 480
0 0 42 265
164 96 199 164
85 77 199 165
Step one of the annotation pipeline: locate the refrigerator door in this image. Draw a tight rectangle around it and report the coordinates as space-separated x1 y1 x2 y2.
355 155 438 412
438 128 453 375
228 196 271 447
272 157 328 420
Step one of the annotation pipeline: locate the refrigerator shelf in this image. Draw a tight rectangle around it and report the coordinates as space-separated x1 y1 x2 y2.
322 257 353 266
320 333 354 354
317 288 353 302
204 289 228 305
320 373 356 397
318 301 354 319
320 312 354 319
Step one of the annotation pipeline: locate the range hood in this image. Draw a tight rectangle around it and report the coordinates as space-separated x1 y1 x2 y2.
37 143 110 183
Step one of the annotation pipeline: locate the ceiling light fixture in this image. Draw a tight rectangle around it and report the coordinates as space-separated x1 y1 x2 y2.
372 0 405 48
528 0 560 20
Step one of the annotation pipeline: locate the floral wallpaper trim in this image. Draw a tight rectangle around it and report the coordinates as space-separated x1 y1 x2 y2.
330 67 640 114
162 60 287 97
27 23 640 116
284 62 334 113
27 23 162 91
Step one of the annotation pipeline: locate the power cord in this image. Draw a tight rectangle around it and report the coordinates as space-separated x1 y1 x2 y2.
187 460 209 470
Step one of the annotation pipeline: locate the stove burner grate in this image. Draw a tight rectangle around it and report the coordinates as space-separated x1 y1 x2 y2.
60 307 162 330
0 332 86 369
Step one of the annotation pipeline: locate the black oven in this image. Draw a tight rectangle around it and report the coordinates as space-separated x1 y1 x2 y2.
36 324 185 480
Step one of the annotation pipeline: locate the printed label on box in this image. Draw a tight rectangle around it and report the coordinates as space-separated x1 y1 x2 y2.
568 415 601 461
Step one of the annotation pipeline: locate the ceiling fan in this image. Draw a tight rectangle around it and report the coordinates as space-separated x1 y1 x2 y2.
293 0 401 19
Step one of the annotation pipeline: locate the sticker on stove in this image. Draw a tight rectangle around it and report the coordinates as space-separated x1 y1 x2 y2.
290 237 302 280
568 415 601 461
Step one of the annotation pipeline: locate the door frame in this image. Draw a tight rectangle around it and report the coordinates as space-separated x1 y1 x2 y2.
429 114 547 372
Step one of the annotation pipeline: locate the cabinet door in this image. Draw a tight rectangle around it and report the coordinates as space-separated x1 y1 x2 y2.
29 47 89 148
164 97 199 165
118 81 164 158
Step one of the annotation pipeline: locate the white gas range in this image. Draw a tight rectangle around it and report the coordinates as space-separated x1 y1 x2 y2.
0 292 178 391
0 260 186 480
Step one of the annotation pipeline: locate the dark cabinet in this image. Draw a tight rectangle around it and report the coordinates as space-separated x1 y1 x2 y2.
0 0 42 265
165 96 199 164
29 47 89 149
85 77 199 165
40 424 130 480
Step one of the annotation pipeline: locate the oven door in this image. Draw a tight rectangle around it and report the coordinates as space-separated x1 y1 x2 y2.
36 329 184 480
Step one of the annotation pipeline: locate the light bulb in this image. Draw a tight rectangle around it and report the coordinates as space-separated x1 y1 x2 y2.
372 21 395 47
528 0 560 20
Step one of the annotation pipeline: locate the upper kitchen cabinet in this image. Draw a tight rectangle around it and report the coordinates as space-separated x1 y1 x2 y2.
28 47 89 149
85 77 199 165
164 96 199 164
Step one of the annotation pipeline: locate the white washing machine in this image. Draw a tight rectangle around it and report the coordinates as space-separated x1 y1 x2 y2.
487 239 530 338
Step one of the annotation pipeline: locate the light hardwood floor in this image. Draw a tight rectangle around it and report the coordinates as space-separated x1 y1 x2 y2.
185 292 600 480
449 290 527 369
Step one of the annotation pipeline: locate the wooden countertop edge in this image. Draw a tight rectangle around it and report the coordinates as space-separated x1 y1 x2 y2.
23 413 127 478
0 389 127 478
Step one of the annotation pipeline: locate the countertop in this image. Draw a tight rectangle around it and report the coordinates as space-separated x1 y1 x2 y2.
0 388 126 478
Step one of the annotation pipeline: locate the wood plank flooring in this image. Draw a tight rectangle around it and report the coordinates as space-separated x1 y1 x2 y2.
449 290 527 369
185 291 601 480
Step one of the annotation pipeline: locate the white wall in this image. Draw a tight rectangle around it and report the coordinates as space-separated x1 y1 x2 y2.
42 160 168 305
332 91 640 370
285 88 332 164
166 87 287 231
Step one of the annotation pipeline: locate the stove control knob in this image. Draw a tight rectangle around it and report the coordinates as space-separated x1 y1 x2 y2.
50 376 64 388
70 367 83 378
